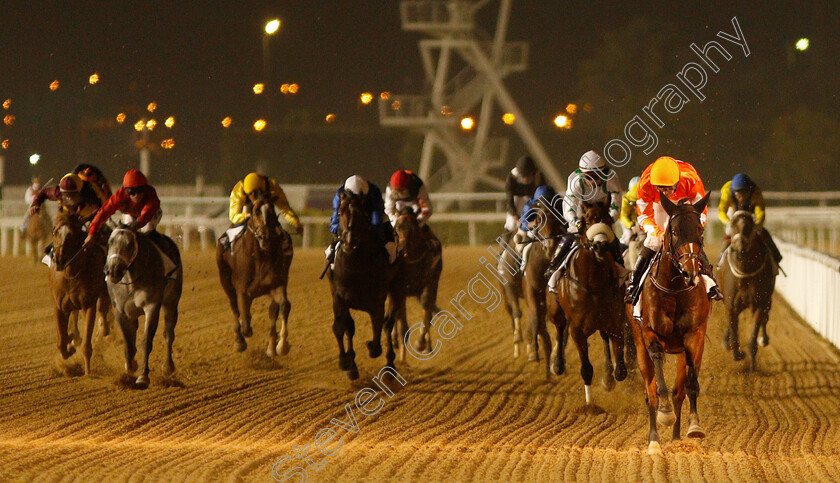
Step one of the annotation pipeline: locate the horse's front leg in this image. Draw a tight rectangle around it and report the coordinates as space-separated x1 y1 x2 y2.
80 306 97 375
161 303 178 376
97 293 111 337
631 319 661 452
572 328 594 404
114 309 138 375
276 285 292 356
55 307 76 359
237 293 253 339
684 331 706 438
728 304 745 361
672 352 687 441
600 331 615 391
136 304 162 388
748 306 769 372
646 335 675 427
366 306 384 360
546 295 567 376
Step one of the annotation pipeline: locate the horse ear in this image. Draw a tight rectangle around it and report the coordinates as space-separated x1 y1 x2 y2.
660 193 677 216
693 192 711 214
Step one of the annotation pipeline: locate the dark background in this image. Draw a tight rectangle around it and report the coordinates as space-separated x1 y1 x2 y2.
0 1 836 192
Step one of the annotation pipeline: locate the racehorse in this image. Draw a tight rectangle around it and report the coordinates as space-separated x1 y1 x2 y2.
717 210 776 371
48 212 110 375
546 200 628 403
630 194 711 454
24 209 52 264
327 190 403 380
497 236 528 359
217 199 294 356
391 207 442 361
105 227 182 388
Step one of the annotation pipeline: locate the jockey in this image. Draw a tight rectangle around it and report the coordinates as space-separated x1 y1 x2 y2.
619 176 642 245
29 173 103 220
73 163 112 204
624 156 723 304
326 175 396 264
504 155 543 233
717 173 782 266
84 169 163 248
385 169 440 251
24 176 40 205
516 185 564 268
545 150 623 292
228 172 302 231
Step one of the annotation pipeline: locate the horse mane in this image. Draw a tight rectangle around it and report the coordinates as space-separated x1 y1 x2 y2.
55 211 81 228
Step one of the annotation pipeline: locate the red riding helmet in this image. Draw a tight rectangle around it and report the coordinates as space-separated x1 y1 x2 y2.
123 169 148 188
390 170 413 190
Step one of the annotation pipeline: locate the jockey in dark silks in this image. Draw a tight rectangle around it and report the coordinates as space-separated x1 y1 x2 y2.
504 156 543 233
326 175 396 264
717 173 783 268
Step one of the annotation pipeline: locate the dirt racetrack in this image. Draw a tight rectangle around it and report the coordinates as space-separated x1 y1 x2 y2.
1 247 839 482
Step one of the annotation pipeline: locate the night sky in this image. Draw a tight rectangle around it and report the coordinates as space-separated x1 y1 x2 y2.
0 1 835 187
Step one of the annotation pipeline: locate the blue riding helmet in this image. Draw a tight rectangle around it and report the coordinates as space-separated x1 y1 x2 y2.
533 185 557 201
731 173 754 192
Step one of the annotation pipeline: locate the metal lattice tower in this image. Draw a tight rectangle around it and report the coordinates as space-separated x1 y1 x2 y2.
379 0 563 193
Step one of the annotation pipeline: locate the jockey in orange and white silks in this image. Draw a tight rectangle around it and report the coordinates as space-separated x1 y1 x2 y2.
384 170 432 226
624 156 723 304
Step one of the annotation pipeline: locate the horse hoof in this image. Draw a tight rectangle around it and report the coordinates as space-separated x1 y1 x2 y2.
602 375 616 392
347 366 360 380
62 346 76 360
277 339 291 356
733 350 746 361
687 423 706 439
550 360 564 376
241 325 253 338
135 375 149 388
657 410 676 427
758 335 769 347
414 338 427 353
126 359 138 374
647 441 662 455
338 354 352 371
513 344 520 358
513 331 523 344
366 341 382 358
163 360 175 376
527 352 538 363
615 364 628 382
234 339 247 353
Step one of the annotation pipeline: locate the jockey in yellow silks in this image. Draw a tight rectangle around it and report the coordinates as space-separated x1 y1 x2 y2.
220 172 302 250
717 173 782 267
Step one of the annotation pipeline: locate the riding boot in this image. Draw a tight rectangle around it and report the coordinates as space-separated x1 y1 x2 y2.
716 235 731 268
759 228 783 264
699 251 724 301
544 234 575 279
624 246 655 304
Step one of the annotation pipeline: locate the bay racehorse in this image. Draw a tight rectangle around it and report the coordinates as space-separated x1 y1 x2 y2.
24 209 52 264
391 207 442 361
630 194 711 454
217 199 294 356
546 200 628 402
105 227 182 388
327 190 404 380
717 210 777 371
48 212 111 374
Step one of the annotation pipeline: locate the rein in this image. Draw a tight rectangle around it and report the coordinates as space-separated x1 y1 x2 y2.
651 209 703 295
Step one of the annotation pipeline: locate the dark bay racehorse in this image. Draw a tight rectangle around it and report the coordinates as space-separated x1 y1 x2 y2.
717 210 777 371
391 207 442 361
327 191 403 380
49 212 110 375
546 201 628 402
217 199 294 356
106 227 182 388
25 209 52 263
630 194 711 454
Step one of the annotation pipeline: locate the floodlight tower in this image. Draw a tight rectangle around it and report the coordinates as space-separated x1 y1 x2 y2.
379 0 563 193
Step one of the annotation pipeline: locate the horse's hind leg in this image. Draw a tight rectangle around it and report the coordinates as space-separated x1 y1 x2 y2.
728 306 745 361
600 332 616 391
610 327 628 382
748 308 769 372
161 304 178 375
68 311 81 348
672 352 687 441
217 255 244 351
547 297 567 376
81 307 97 375
273 285 292 356
55 308 76 359
136 305 162 388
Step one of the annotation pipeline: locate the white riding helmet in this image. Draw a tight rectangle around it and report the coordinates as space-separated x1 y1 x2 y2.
344 175 369 196
628 176 641 191
579 150 606 171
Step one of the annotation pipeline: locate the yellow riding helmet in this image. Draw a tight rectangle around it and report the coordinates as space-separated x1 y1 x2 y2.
650 156 680 186
59 173 83 193
243 172 265 194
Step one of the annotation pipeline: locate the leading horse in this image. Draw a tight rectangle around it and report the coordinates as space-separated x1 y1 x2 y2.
106 227 183 388
217 199 294 356
48 212 110 374
327 190 404 380
630 194 711 453
717 210 777 371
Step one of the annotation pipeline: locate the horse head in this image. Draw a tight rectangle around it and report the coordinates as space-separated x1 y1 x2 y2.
394 206 423 261
729 210 757 254
52 212 85 271
250 198 279 251
580 200 614 261
105 227 138 283
338 190 371 255
660 193 710 286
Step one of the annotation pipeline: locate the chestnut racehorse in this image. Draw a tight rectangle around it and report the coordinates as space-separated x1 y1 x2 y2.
630 194 712 454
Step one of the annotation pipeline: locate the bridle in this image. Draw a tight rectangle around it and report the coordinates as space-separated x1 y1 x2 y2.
726 211 768 279
107 228 139 284
652 208 703 294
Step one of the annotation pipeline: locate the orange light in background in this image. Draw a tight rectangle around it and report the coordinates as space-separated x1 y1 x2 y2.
460 117 475 130
565 103 578 114
49 80 60 91
360 92 373 105
440 105 452 116
165 116 175 128
3 115 15 126
280 83 290 94
2 99 10 110
253 83 265 95
288 83 299 94
116 113 126 124
583 103 593 113
161 139 175 149
254 119 267 131
553 114 571 129
391 100 401 110
147 102 157 112
325 114 336 123
380 91 391 100
146 119 157 130
134 120 145 131
1 139 8 149
221 117 232 128
502 113 515 125
89 73 100 85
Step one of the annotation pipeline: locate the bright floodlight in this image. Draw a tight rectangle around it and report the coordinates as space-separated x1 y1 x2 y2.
265 19 281 34
460 117 475 130
796 38 809 51
554 114 570 128
29 154 40 165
